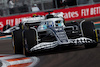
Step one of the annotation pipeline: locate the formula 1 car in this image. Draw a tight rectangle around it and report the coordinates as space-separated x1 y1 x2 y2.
2 13 98 56
2 15 45 34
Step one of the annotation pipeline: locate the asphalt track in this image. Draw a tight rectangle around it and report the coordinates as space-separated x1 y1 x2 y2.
0 16 100 67
0 39 100 67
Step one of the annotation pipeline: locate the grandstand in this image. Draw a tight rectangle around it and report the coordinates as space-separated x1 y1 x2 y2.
0 0 100 17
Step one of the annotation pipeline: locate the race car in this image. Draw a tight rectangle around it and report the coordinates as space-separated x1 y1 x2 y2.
2 15 45 34
11 13 98 56
2 13 98 56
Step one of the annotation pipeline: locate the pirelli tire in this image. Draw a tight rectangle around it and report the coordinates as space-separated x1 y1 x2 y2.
23 29 37 56
81 21 98 48
12 29 23 54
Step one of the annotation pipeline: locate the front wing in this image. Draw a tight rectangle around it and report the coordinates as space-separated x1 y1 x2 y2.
30 37 96 51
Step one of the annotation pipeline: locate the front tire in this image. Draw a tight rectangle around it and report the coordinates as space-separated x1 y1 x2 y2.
81 21 98 48
23 29 37 56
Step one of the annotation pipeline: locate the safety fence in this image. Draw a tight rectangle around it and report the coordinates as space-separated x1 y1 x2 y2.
0 3 100 30
0 0 100 16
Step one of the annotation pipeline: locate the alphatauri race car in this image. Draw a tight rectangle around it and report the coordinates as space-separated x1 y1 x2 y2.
2 13 99 56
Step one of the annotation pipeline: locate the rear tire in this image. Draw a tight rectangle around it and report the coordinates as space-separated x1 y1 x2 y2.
3 25 11 31
3 25 11 35
81 21 98 48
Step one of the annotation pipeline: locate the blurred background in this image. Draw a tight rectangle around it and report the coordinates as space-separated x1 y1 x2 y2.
0 0 100 17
